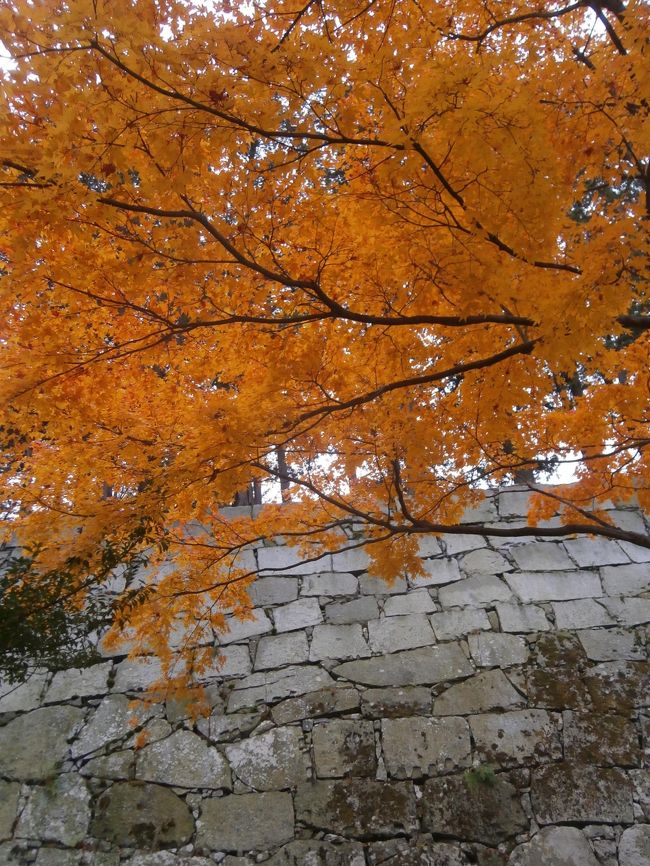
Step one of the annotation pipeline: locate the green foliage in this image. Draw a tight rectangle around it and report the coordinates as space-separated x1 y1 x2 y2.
464 764 497 791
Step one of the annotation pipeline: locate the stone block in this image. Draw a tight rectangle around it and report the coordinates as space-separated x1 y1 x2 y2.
525 667 590 710
619 540 650 563
325 596 380 624
505 570 602 602
197 792 294 851
333 643 473 687
468 633 528 668
421 773 527 845
630 768 650 819
330 547 371 572
273 598 323 632
381 716 471 777
226 726 309 789
258 544 332 575
434 670 524 715
509 542 575 571
196 712 260 743
603 597 650 626
497 489 531 517
531 764 633 823
619 825 650 866
443 534 488 555
301 571 358 596
248 576 299 606
0 705 85 781
201 644 251 679
601 563 650 596
469 710 560 767
0 670 49 712
16 774 90 846
429 608 491 639
584 661 650 711
361 686 431 718
125 854 213 866
551 598 614 630
366 839 469 866
383 589 436 616
367 614 435 654
508 827 599 866
218 610 273 644
113 656 164 691
309 623 370 661
0 781 20 841
563 537 630 567
255 632 309 670
458 548 511 575
496 602 550 632
577 628 644 661
439 575 513 608
271 687 360 725
80 749 134 780
92 782 194 848
227 665 335 711
136 729 231 788
359 573 408 595
266 841 365 866
312 719 376 777
409 558 462 587
43 663 110 703
563 711 641 766
295 779 417 837
416 535 444 556
71 695 156 758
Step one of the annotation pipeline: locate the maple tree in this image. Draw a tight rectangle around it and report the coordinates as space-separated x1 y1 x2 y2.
0 0 648 678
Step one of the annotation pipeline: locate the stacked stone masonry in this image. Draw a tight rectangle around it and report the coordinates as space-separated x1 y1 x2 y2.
1 489 649 865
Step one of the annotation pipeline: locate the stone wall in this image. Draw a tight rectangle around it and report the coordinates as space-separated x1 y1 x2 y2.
0 490 649 866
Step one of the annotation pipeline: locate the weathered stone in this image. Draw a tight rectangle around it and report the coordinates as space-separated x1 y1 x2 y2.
266 840 365 866
325 596 380 624
531 764 633 823
383 589 436 616
295 779 417 837
34 852 87 866
197 791 294 850
585 661 650 711
367 614 435 654
439 576 513 608
564 711 641 766
197 711 260 742
80 749 134 780
333 644 473 687
125 854 214 866
577 628 645 661
226 725 309 789
602 597 650 626
71 695 155 758
435 670 523 715
361 686 431 718
508 542 575 572
0 671 49 712
302 571 358 596
564 537 630 567
359 574 408 595
248 576 299 606
381 716 471 777
273 597 323 632
271 686 360 725
310 623 370 661
45 662 112 703
526 667 590 710
331 547 371 572
551 598 614 629
136 729 231 788
91 782 194 848
0 781 20 840
0 843 21 864
458 549 511 575
312 719 376 777
505 570 602 602
601 563 650 596
112 655 165 691
630 768 650 819
228 664 335 710
508 827 599 866
430 608 491 639
417 535 444 556
497 489 530 518
443 534 487 555
254 632 309 670
198 645 251 679
16 774 90 846
469 710 560 767
468 633 528 668
619 825 650 866
258 544 332 575
410 558 462 587
496 602 549 632
421 773 527 845
218 610 273 645
532 631 585 666
619 539 650 562
0 705 84 781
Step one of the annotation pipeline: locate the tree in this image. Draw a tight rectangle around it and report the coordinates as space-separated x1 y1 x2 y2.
0 0 648 680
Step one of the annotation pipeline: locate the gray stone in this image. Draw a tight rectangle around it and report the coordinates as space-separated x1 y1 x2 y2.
325 596 380 624
381 716 471 777
271 687 360 725
225 725 309 789
439 575 513 608
470 710 560 766
258 544 332 575
563 537 629 567
248 576 299 606
0 781 20 840
136 729 231 788
196 645 251 680
0 843 21 864
254 632 309 670
312 719 376 777
601 563 650 596
273 597 323 632
508 826 599 866
197 791 294 850
509 542 575 572
434 670 524 715
126 854 214 866
359 573 408 595
422 773 527 845
496 602 550 632
563 711 641 766
92 781 194 848
409 558 462 587
602 597 650 626
266 840 365 866
505 570 602 601
34 852 84 866
361 686 431 718
330 547 371 572
416 535 444 556
310 623 370 661
80 749 134 780
497 489 530 518
430 608 491 639
531 764 633 823
44 663 112 703
333 644 473 687
584 661 650 711
443 534 487 555
113 655 164 691
228 664 335 711
0 670 49 712
367 614 435 654
619 540 650 562
295 779 417 837
383 589 436 616
16 774 90 846
630 769 650 819
218 610 273 645
302 572 358 596
468 633 528 668
551 598 614 629
0 705 84 781
197 711 260 742
458 548 511 575
71 695 155 757
366 838 469 866
619 825 650 866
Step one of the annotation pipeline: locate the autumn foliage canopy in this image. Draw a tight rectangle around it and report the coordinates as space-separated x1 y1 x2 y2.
0 0 648 677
